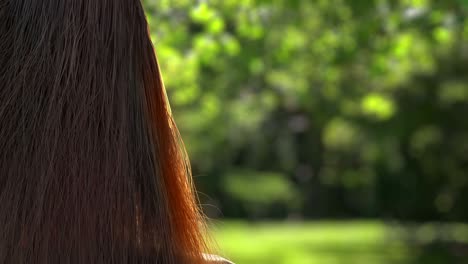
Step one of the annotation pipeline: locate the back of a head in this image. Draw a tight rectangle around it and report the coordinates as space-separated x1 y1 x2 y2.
0 0 209 263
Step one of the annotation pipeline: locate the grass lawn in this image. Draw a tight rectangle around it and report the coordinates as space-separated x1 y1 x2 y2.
211 221 468 264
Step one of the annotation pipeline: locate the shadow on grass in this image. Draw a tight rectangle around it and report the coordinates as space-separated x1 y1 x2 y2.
408 241 468 264
228 242 468 264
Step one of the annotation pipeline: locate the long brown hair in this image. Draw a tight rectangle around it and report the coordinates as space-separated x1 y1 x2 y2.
0 0 208 262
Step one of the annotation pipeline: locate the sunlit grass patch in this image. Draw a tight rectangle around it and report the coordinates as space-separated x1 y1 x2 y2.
212 221 411 264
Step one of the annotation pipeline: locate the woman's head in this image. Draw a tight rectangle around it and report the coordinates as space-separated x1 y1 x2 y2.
0 0 207 262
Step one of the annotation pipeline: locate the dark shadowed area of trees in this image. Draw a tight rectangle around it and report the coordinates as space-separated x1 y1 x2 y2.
143 0 468 223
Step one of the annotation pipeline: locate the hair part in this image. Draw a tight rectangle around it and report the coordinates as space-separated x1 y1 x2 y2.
0 0 208 262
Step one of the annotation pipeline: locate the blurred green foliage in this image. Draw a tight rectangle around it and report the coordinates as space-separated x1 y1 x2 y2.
143 0 468 222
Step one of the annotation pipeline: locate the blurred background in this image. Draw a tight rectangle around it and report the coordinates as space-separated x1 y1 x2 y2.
143 0 468 263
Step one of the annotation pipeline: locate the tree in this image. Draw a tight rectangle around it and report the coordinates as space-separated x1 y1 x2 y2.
143 0 468 221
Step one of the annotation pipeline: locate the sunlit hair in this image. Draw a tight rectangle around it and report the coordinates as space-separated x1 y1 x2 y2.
0 0 208 263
